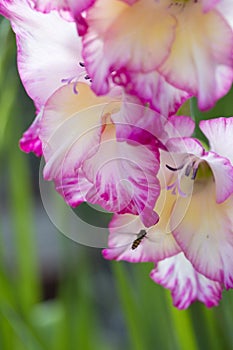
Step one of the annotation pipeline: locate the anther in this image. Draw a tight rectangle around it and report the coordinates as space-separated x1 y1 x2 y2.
191 167 198 180
166 164 184 171
185 163 192 176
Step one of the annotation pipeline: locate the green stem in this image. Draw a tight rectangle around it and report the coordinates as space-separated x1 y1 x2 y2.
165 291 199 350
112 262 146 350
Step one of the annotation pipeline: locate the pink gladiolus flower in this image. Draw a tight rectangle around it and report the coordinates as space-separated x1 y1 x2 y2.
103 116 233 308
40 82 162 227
82 0 233 111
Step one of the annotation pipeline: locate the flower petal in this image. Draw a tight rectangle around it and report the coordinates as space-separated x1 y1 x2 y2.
171 180 233 289
54 169 93 207
165 115 195 139
119 0 138 4
200 117 233 164
19 110 43 157
159 3 233 110
40 83 114 180
202 151 233 203
115 70 190 117
30 0 95 15
103 189 180 262
84 131 161 227
111 97 168 150
83 0 176 95
216 0 233 27
202 0 221 12
0 0 83 109
30 0 70 13
150 253 223 309
165 137 205 157
112 101 194 150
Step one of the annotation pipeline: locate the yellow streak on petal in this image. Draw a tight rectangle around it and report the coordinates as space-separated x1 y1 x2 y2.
147 189 180 253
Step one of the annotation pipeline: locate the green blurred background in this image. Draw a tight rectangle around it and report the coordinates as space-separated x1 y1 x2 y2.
1 16 233 350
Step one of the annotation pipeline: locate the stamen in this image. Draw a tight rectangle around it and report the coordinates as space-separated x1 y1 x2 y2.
185 163 192 176
61 61 92 94
167 181 187 197
61 77 79 94
184 160 198 179
166 157 199 197
191 166 198 180
166 164 184 171
73 82 79 95
167 182 177 195
61 77 74 84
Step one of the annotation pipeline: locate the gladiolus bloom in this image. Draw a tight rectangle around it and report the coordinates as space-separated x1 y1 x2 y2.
40 83 162 227
103 116 233 308
82 0 233 111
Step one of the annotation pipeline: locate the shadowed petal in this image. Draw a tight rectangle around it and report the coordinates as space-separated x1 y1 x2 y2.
171 180 233 289
159 3 233 110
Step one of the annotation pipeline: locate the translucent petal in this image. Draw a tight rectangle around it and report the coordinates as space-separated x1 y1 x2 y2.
171 180 233 289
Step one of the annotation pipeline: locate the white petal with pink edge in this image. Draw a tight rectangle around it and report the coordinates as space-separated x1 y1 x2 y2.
30 0 95 14
19 110 43 157
102 189 181 262
159 2 233 110
0 0 83 109
164 116 195 139
150 253 223 309
202 151 233 203
112 101 194 151
165 137 204 157
54 169 93 207
171 180 233 289
40 83 116 180
119 70 190 117
29 0 70 13
111 97 168 149
83 0 176 95
200 117 233 164
83 132 161 227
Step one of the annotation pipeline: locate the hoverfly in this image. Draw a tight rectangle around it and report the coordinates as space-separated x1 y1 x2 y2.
131 229 147 250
